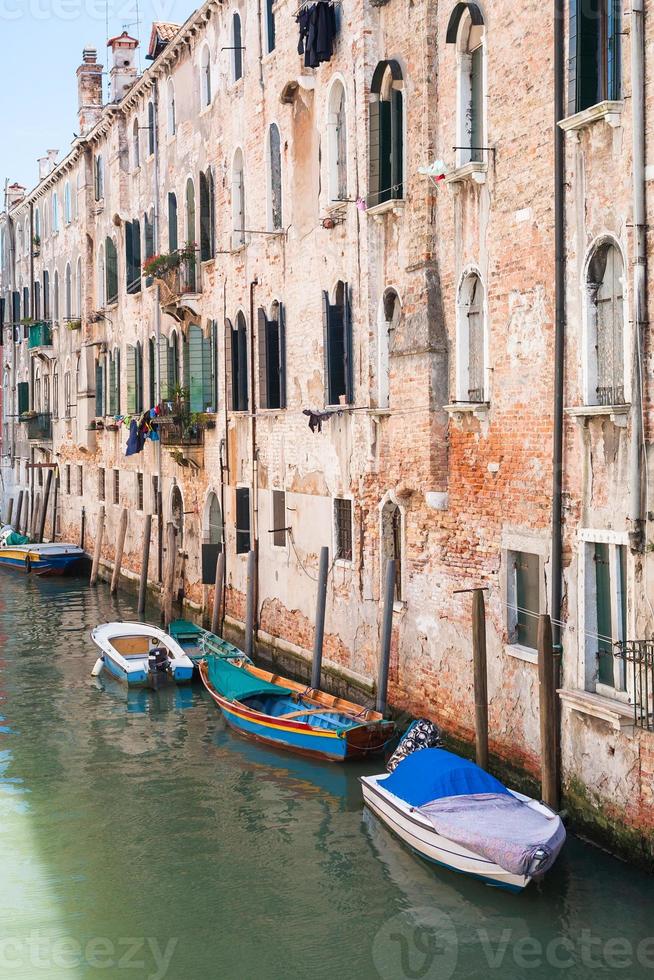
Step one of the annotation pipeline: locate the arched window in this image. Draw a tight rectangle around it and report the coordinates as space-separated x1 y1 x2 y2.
105 237 118 305
52 363 59 418
97 245 105 308
17 224 23 257
171 485 184 545
268 124 282 231
232 13 243 82
167 79 176 135
64 368 72 419
34 207 40 242
226 314 248 411
52 192 59 233
200 169 215 261
258 300 286 409
206 492 223 545
447 3 485 166
133 118 140 169
64 182 71 224
185 178 197 291
64 263 72 319
456 272 486 403
200 45 212 106
53 270 59 322
369 61 404 207
34 365 41 412
328 80 348 202
232 149 246 248
381 497 403 601
94 155 104 201
378 289 401 409
586 242 625 406
170 330 180 391
126 341 144 413
168 192 178 251
76 256 82 317
125 218 141 294
147 101 155 155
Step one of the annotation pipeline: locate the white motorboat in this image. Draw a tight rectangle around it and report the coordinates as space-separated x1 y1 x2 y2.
361 747 566 892
91 622 194 688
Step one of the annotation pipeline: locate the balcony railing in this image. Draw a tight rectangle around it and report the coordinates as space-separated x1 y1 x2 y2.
615 640 654 731
596 385 626 406
145 247 201 306
159 418 204 447
28 321 53 349
20 412 53 441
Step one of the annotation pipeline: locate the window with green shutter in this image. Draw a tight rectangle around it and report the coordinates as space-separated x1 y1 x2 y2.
258 302 286 410
168 193 178 252
568 0 621 116
184 324 213 413
109 348 120 415
105 237 118 305
17 381 29 415
95 358 104 417
323 282 353 406
368 61 404 206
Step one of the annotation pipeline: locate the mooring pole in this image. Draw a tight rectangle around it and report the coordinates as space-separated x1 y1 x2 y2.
37 470 53 543
163 522 177 628
15 490 24 532
79 505 86 551
311 546 329 690
51 473 59 542
472 588 489 770
31 493 41 539
245 549 256 659
6 497 13 526
138 513 152 615
111 507 128 595
90 505 105 586
211 550 225 636
538 613 560 809
376 559 396 715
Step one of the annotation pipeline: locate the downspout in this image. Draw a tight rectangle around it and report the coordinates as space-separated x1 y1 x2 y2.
628 0 646 554
250 278 259 645
152 80 164 581
551 0 566 651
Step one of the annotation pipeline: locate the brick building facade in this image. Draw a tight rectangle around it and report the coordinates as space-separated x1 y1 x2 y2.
1 0 652 864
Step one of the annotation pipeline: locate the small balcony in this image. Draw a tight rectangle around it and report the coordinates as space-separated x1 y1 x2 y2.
28 321 53 350
20 412 53 442
144 246 201 315
159 418 205 447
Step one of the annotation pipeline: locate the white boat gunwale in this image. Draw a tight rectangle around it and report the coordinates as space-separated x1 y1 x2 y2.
91 622 194 679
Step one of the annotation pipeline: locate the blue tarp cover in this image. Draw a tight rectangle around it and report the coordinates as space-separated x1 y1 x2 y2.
383 748 510 807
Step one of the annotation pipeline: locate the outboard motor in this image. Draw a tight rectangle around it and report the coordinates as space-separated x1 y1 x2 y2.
386 718 444 773
148 645 171 688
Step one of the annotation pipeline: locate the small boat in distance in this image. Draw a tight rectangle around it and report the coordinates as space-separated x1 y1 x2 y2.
196 633 394 762
91 622 194 688
361 748 566 892
0 541 86 575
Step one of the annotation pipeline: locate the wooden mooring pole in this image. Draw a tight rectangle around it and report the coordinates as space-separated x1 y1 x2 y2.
376 559 397 715
211 550 225 636
6 497 13 526
37 470 53 543
51 473 59 542
90 505 105 586
30 493 41 540
163 523 177 628
79 506 86 551
111 508 128 595
538 613 560 809
472 588 489 770
311 547 329 690
138 514 152 615
15 491 24 533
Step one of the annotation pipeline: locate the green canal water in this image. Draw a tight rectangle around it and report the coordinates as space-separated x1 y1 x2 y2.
0 574 653 980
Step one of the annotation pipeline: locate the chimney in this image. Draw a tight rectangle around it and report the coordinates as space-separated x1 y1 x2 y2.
77 46 103 135
107 32 139 102
6 183 26 208
37 157 51 180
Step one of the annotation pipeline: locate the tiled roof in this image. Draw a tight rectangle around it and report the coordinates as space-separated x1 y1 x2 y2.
147 22 182 60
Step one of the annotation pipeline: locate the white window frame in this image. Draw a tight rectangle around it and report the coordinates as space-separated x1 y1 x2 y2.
501 530 549 664
455 10 486 168
200 44 212 108
455 268 489 403
581 236 630 407
326 76 348 204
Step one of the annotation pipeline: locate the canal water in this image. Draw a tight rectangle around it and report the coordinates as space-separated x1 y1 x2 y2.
0 574 652 980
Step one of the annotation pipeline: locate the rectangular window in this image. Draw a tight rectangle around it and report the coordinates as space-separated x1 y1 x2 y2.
258 305 286 410
590 541 627 691
125 219 142 294
136 472 144 511
98 467 105 501
227 319 249 412
323 285 353 406
65 464 71 495
17 381 29 415
113 469 120 505
508 551 540 650
77 465 83 496
272 490 286 547
168 193 178 252
334 497 353 561
568 0 621 116
236 487 251 554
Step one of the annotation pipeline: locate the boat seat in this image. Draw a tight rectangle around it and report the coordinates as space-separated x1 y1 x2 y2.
278 707 333 721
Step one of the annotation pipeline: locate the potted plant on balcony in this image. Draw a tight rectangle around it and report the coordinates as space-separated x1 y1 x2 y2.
144 243 197 304
19 410 38 421
66 319 82 331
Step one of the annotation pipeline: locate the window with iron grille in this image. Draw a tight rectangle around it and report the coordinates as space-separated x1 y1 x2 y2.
334 498 352 561
136 472 144 511
98 467 105 501
236 487 251 554
113 469 120 505
272 490 286 547
77 465 83 496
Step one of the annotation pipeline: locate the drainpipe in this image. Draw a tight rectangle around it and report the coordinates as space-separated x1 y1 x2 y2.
628 0 646 554
551 0 566 651
249 277 259 641
152 80 164 581
222 275 230 629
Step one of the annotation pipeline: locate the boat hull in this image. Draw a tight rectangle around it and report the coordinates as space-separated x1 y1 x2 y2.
91 622 195 688
200 663 393 763
360 775 529 892
0 545 85 575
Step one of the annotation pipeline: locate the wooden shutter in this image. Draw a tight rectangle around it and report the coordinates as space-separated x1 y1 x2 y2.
106 238 118 304
390 89 404 198
187 325 204 413
158 337 170 401
470 50 482 162
237 321 248 411
132 220 141 290
344 284 353 404
115 348 121 414
17 381 29 415
95 360 104 417
575 0 600 113
379 99 392 204
125 222 134 293
368 98 381 205
258 307 268 409
224 320 234 411
109 354 116 415
279 303 287 409
236 487 250 553
200 173 210 261
168 193 178 252
272 490 286 546
266 0 275 52
607 0 621 101
322 290 331 404
126 345 136 413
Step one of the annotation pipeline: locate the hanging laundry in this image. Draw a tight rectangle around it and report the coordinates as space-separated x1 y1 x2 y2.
303 408 334 433
297 1 337 69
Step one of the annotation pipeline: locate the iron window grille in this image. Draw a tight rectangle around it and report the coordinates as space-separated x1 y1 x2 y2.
334 497 353 561
615 641 654 731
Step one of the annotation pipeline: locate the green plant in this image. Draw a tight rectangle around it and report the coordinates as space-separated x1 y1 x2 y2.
20 317 35 326
32 235 41 247
66 319 82 330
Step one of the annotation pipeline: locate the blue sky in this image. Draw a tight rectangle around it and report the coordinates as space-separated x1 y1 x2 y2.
1 0 192 194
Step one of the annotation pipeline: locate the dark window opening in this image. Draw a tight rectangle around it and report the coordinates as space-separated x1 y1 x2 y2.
200 169 215 261
568 0 621 116
334 497 353 561
226 314 248 411
236 486 251 554
272 489 286 547
368 61 403 206
323 281 353 406
125 219 142 294
258 302 286 410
